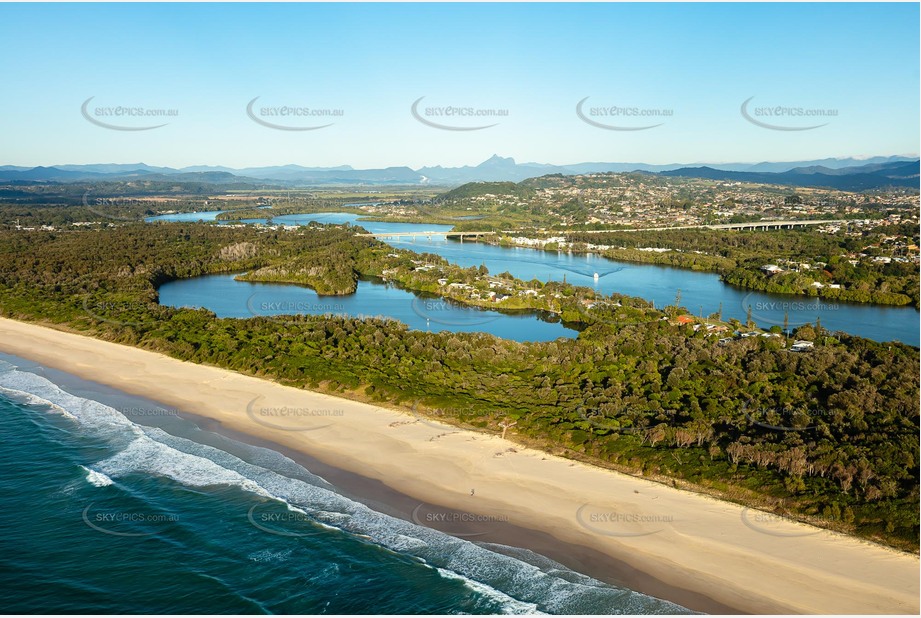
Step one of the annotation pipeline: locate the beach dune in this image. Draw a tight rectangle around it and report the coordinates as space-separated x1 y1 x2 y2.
0 317 917 614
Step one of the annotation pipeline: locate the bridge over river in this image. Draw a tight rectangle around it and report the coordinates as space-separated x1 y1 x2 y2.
586 219 849 233
355 230 496 240
355 219 848 240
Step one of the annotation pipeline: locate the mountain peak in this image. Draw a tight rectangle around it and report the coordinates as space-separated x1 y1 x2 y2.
479 154 516 167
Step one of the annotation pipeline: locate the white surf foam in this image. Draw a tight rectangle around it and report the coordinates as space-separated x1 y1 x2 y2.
79 465 114 487
0 363 692 615
94 435 273 498
0 385 78 420
0 370 139 436
436 566 543 615
247 549 293 564
141 427 691 614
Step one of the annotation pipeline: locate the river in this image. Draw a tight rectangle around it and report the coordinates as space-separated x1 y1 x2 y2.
145 211 920 345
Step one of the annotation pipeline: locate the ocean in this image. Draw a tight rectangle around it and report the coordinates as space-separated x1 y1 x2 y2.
0 354 692 614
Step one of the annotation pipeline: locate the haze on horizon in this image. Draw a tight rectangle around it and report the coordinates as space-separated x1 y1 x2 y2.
1 2 918 169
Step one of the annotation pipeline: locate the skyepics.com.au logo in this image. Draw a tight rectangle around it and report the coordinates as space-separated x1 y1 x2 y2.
576 97 672 131
410 503 508 538
245 291 349 326
247 502 322 538
81 295 159 329
740 96 837 131
575 503 673 537
571 293 655 330
81 96 177 131
117 406 179 418
741 401 833 433
245 396 342 432
740 507 837 537
82 503 179 537
410 297 501 327
577 404 647 435
404 401 518 441
246 96 343 131
80 398 179 423
401 399 463 432
741 292 838 330
82 189 151 222
411 96 507 131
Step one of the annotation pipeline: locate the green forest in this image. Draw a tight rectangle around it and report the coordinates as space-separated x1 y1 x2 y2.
0 223 918 551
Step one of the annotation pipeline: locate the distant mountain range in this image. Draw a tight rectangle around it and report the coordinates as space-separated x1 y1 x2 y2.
658 160 920 192
417 154 920 185
0 155 917 190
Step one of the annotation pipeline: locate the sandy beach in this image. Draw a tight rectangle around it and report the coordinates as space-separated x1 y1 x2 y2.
1 317 917 615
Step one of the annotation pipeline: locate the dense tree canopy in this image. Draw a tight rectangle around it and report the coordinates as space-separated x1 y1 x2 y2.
0 223 917 550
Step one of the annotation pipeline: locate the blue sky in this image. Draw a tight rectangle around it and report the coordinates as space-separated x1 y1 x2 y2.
1 2 918 169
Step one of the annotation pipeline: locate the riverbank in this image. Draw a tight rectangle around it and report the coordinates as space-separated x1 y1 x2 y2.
1 317 917 615
483 235 918 307
139 211 920 343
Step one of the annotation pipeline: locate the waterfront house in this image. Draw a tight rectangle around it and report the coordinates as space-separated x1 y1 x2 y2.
790 340 815 352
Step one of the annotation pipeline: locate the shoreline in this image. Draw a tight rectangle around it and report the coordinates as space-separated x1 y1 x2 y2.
457 234 920 329
169 413 737 614
4 351 725 612
0 317 917 614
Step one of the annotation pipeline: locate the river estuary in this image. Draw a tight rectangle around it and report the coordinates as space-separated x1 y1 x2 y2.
147 211 920 346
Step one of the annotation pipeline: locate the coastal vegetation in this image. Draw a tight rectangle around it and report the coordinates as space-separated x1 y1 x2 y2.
493 225 920 307
0 222 917 551
9 174 914 310
213 198 364 222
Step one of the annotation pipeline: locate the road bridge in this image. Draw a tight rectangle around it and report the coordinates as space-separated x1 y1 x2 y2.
355 231 497 241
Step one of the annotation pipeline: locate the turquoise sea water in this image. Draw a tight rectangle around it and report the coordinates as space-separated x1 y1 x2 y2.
0 355 691 614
